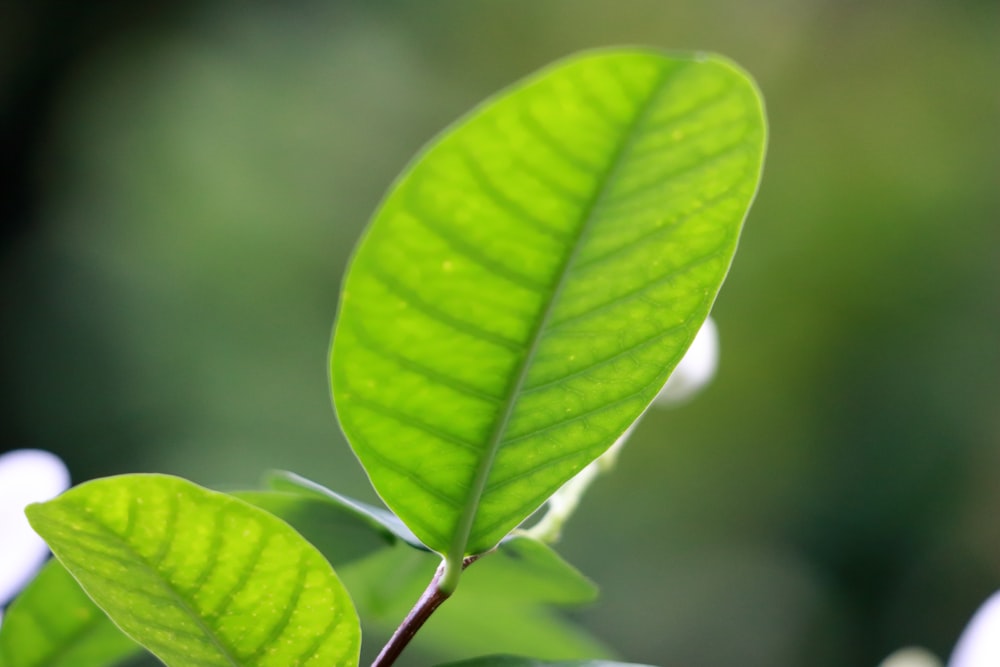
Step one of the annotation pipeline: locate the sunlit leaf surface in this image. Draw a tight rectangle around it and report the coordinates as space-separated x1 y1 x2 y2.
331 48 766 559
0 559 141 667
233 489 394 565
26 474 360 667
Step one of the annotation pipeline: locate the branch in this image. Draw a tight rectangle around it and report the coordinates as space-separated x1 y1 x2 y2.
371 554 481 667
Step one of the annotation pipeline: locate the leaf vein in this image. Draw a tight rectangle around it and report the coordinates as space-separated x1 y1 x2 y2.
510 154 588 204
485 449 597 497
548 247 726 331
402 201 550 293
347 394 482 454
521 320 688 395
149 492 179 567
349 318 504 405
368 265 524 352
504 375 661 449
519 105 601 173
356 439 462 513
572 182 743 272
447 61 687 559
603 137 751 208
457 146 571 243
290 609 345 666
186 507 225 596
202 533 268 622
241 550 309 662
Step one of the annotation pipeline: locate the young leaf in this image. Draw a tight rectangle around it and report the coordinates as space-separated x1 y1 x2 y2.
0 559 142 667
26 474 361 667
331 48 767 572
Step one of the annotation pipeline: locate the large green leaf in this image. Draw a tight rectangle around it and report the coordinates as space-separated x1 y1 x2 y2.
331 48 766 570
0 559 142 667
26 474 360 667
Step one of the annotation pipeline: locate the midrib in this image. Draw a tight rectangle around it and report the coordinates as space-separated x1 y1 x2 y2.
444 61 681 575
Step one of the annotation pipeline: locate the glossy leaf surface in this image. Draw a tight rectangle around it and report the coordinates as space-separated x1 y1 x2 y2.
26 474 360 667
331 48 766 559
0 559 141 667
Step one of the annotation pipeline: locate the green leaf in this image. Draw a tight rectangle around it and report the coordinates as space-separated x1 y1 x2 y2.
439 657 657 667
232 489 394 565
264 470 427 549
331 48 767 569
26 474 361 667
484 535 597 605
0 559 142 667
341 537 608 663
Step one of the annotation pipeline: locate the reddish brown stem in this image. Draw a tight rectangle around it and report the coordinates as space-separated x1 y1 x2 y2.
371 554 481 667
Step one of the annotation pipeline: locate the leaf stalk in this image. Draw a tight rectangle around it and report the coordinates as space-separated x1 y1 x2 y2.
372 554 481 667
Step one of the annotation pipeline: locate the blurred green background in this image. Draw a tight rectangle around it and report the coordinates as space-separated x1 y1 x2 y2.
1 1 998 666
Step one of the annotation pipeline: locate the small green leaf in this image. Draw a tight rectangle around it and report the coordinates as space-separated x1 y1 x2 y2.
26 474 361 667
0 559 142 667
264 470 426 549
486 535 597 605
439 657 657 667
331 48 767 571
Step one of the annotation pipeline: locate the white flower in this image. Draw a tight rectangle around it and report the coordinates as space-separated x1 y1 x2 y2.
879 647 942 667
0 449 70 624
654 316 719 405
879 590 1000 667
948 590 1000 667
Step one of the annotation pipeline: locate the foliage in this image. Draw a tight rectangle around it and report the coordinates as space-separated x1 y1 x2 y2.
24 475 360 667
0 48 765 667
0 559 140 667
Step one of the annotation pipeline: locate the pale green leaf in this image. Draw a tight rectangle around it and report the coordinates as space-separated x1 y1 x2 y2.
331 48 767 565
0 559 142 667
26 474 360 667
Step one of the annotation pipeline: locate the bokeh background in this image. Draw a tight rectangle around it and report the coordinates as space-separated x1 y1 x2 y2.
2 1 998 666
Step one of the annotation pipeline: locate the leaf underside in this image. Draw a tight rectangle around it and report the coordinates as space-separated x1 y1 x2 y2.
26 474 361 667
264 470 426 549
331 48 766 559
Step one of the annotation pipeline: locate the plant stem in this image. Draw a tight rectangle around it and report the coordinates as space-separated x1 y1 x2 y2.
371 554 481 667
